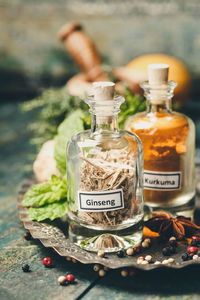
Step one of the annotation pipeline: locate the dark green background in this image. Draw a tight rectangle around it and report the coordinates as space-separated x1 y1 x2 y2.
1 0 200 99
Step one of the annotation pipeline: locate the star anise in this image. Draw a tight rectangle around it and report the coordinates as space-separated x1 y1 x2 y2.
144 211 200 240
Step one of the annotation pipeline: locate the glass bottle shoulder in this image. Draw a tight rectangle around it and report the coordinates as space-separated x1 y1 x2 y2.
126 110 194 134
67 129 142 157
68 129 142 145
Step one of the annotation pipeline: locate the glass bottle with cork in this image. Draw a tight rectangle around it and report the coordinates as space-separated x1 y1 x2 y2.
67 82 144 252
125 64 195 211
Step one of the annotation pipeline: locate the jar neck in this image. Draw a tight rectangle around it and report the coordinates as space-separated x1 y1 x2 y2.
85 95 124 134
91 114 119 133
140 80 177 114
146 99 172 113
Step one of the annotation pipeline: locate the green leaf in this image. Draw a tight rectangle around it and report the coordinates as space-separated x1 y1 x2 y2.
118 87 146 128
54 109 85 176
28 199 68 221
22 175 67 207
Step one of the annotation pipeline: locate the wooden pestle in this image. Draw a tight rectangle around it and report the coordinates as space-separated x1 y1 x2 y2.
58 22 108 81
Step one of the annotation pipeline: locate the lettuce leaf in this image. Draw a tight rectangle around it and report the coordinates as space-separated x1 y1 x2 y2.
22 175 67 207
28 199 68 221
54 109 85 176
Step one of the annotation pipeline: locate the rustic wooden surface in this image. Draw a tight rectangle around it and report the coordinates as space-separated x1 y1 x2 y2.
1 102 200 300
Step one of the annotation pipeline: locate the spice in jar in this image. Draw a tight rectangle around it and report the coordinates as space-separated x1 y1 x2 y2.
125 64 195 208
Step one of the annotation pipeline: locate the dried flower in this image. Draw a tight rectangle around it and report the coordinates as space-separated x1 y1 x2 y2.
144 211 200 240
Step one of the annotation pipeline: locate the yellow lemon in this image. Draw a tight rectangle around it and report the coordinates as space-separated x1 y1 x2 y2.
127 54 191 106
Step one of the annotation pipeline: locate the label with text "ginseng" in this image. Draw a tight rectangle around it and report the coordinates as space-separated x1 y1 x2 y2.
78 189 124 212
144 170 181 190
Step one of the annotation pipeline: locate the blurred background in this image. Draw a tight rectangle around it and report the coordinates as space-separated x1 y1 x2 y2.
1 0 200 100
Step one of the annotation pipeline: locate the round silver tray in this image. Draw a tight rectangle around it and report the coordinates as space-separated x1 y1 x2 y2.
17 178 200 270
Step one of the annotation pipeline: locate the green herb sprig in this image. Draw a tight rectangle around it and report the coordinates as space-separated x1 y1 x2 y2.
20 87 88 150
119 87 146 128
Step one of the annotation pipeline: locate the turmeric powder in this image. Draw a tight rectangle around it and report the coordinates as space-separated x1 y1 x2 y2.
126 64 195 208
129 109 190 206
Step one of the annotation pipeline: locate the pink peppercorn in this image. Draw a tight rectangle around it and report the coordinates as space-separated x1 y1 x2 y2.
42 257 52 267
129 270 136 277
133 246 141 254
66 274 75 283
192 236 200 242
187 246 198 254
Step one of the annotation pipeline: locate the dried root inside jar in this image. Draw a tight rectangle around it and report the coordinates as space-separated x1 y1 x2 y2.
78 149 139 226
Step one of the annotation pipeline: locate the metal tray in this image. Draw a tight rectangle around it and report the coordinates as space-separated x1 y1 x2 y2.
17 178 200 270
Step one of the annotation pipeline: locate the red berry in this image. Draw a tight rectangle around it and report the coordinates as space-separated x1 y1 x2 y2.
192 236 200 242
66 274 75 283
133 246 141 254
42 257 52 267
129 270 136 277
187 246 198 254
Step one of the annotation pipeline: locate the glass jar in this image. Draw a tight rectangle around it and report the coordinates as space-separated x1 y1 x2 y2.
125 64 195 211
67 82 143 252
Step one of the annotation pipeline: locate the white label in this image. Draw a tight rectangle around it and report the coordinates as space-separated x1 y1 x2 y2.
78 189 124 212
144 170 181 191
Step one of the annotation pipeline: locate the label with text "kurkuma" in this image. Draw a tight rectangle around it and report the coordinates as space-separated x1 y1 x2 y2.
144 170 181 191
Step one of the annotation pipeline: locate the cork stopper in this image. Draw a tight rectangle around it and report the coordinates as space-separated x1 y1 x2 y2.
148 64 169 85
93 82 115 101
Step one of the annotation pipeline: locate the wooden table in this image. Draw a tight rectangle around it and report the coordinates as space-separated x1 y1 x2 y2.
1 102 200 300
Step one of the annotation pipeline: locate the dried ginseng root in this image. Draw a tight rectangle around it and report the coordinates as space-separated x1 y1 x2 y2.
78 148 138 226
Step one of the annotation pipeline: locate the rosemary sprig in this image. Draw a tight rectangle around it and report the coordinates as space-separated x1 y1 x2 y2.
20 87 88 150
